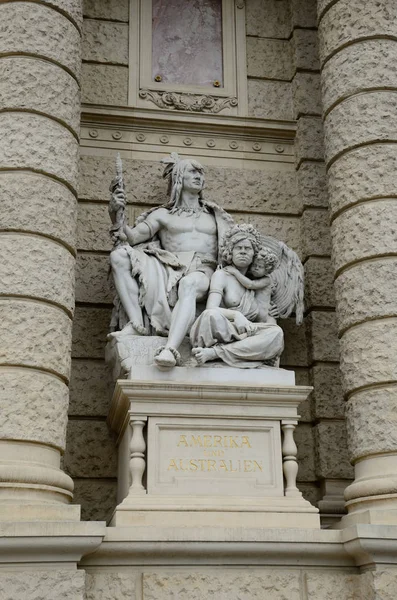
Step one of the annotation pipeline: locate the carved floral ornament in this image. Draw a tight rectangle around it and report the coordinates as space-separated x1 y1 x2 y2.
139 89 238 113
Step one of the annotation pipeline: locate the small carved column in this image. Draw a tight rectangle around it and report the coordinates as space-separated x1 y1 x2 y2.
127 415 147 496
281 420 301 497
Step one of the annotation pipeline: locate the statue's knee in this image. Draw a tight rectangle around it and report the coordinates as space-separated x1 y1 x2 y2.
110 247 130 270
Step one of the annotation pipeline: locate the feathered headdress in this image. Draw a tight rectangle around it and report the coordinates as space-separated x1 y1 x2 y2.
160 152 205 208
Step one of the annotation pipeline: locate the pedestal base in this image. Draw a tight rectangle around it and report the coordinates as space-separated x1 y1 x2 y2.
111 494 319 529
108 367 319 532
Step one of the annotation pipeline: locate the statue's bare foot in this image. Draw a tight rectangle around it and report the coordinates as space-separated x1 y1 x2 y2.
107 321 147 341
192 347 217 365
154 347 179 370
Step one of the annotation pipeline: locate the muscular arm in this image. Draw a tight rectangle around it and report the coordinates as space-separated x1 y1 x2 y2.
224 266 270 290
124 210 164 246
206 270 226 309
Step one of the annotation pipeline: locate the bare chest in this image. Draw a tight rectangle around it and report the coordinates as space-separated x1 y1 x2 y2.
223 275 246 308
164 211 217 236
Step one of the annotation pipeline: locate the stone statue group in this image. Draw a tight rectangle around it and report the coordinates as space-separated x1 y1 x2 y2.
108 153 303 370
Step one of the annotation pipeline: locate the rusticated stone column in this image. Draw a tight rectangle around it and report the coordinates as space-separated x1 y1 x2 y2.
0 0 82 519
318 0 397 520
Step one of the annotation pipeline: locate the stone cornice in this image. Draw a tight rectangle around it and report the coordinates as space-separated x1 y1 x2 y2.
80 526 355 568
0 522 106 564
80 106 296 169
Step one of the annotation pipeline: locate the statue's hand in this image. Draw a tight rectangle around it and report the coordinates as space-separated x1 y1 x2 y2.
223 265 240 276
109 189 126 224
269 303 279 318
234 312 254 335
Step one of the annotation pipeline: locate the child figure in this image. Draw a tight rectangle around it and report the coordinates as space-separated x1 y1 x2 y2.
223 247 279 323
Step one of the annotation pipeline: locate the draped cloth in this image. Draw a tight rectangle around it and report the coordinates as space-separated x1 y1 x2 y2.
190 290 284 369
110 201 234 335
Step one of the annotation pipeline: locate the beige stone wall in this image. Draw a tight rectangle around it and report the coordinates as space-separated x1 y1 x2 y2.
246 0 293 121
289 0 353 516
84 567 363 600
72 0 347 522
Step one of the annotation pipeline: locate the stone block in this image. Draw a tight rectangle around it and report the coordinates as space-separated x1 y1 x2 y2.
0 172 77 250
0 298 72 380
246 0 291 39
79 155 300 215
64 420 117 477
301 209 332 259
297 161 328 208
0 570 85 600
305 571 360 600
295 423 316 482
0 57 80 135
233 213 301 256
248 79 293 120
312 364 344 420
314 422 353 479
346 385 397 462
331 200 397 273
317 0 334 17
0 367 69 450
77 203 112 252
69 359 113 417
292 73 322 118
207 167 299 214
85 572 137 600
321 39 397 115
83 0 129 22
291 0 317 28
72 307 111 359
0 235 75 314
299 483 320 507
340 318 397 394
304 257 335 309
359 567 397 600
246 37 293 80
0 2 81 79
44 0 83 29
309 311 339 362
75 253 113 305
0 112 79 193
73 479 118 523
335 258 397 333
79 155 164 203
319 0 397 65
279 318 309 367
292 29 320 71
83 19 128 65
324 92 397 165
295 116 324 164
82 64 128 106
327 144 397 215
143 571 301 600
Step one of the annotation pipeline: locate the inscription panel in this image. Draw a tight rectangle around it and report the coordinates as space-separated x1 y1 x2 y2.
147 417 283 496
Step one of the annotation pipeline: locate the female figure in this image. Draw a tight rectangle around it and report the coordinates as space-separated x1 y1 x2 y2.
190 224 284 368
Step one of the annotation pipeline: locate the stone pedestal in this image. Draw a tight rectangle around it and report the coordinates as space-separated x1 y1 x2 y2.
108 367 319 530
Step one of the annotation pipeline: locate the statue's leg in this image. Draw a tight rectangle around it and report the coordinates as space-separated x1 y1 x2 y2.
154 272 209 369
109 246 144 330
